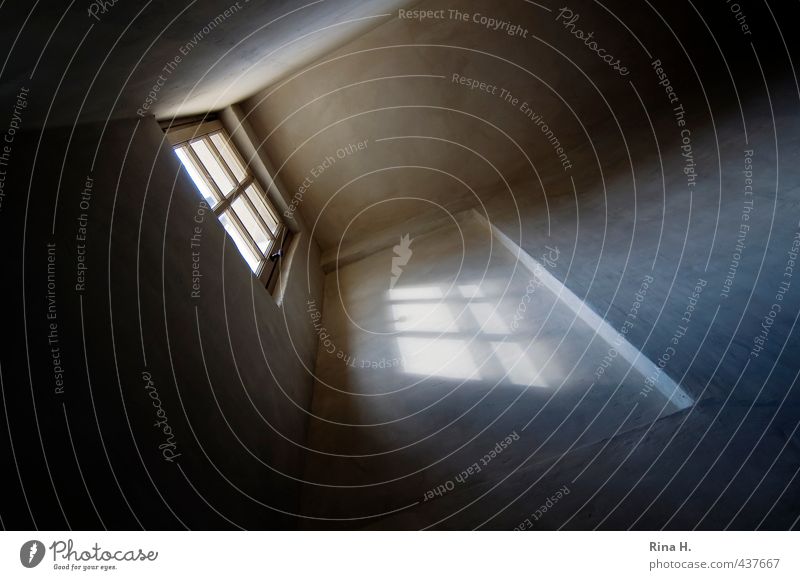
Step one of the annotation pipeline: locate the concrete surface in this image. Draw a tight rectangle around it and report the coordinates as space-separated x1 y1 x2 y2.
2 0 800 531
0 0 422 126
299 212 687 527
0 117 324 529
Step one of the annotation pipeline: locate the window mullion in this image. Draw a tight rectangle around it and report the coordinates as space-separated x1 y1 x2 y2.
234 176 253 199
227 206 265 261
185 144 225 203
171 123 289 285
205 133 241 187
215 177 251 216
241 189 276 244
213 197 232 216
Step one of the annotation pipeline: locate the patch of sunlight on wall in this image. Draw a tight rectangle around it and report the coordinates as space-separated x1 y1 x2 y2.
466 302 509 334
458 284 484 298
387 286 442 300
391 302 459 333
397 337 480 380
490 341 547 387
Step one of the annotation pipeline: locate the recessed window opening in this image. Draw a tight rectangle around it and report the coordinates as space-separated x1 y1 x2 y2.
166 118 291 292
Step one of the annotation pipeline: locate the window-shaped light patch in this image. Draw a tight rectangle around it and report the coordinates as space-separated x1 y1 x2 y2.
458 284 484 298
397 337 480 381
387 286 443 301
391 301 458 333
490 341 546 387
467 302 509 335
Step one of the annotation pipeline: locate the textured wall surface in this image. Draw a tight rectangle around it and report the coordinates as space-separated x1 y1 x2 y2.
1 0 800 531
0 117 323 529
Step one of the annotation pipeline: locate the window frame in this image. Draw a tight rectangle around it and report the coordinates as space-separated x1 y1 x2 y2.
166 119 290 290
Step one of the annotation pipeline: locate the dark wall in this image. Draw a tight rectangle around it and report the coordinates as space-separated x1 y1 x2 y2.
0 117 323 529
480 2 800 407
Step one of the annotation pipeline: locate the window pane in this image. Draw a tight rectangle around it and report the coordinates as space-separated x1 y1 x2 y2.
232 196 271 254
175 146 219 206
210 132 246 182
245 184 280 235
191 138 235 195
219 210 262 273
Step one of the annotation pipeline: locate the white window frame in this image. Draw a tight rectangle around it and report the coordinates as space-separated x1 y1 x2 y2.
167 119 289 290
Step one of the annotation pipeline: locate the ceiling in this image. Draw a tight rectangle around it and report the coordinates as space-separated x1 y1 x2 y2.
237 0 682 252
0 0 421 127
